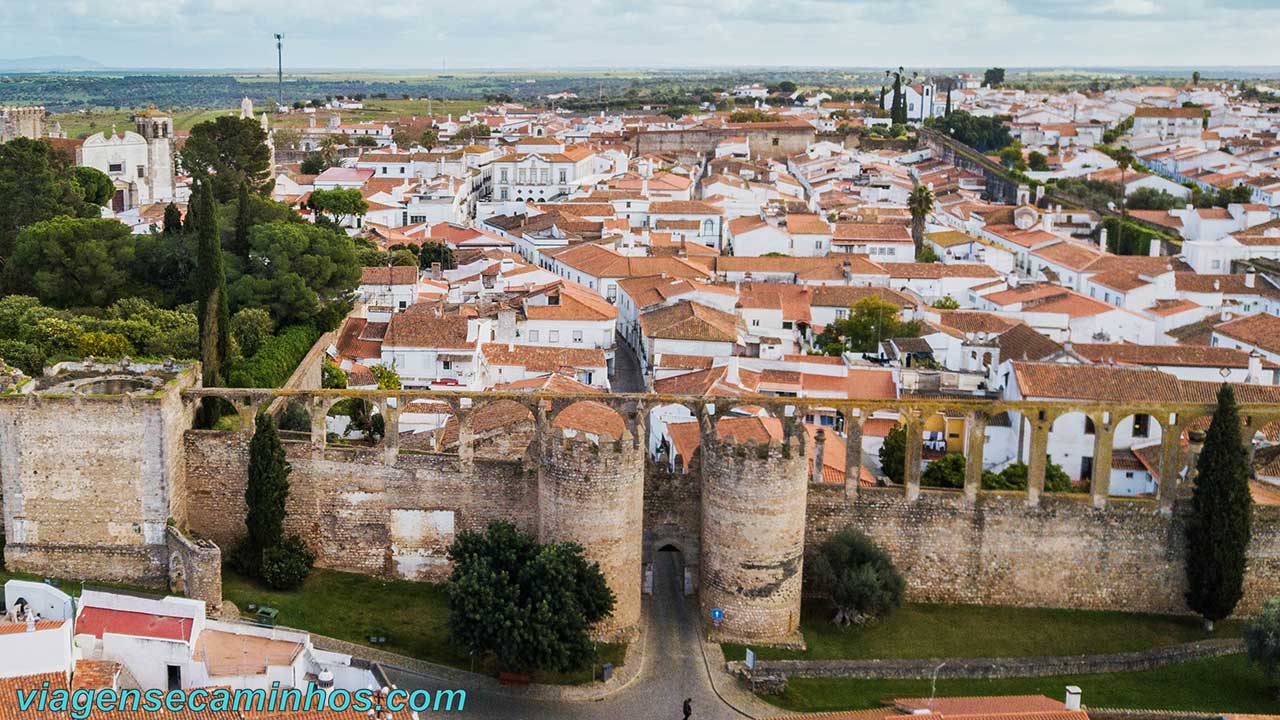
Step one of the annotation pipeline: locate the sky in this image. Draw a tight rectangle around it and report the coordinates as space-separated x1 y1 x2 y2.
2 0 1279 70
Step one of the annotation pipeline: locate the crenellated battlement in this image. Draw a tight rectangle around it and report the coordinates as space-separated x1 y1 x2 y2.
4 380 1280 644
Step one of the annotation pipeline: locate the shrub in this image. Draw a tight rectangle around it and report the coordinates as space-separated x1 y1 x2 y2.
322 361 348 389
260 535 316 590
227 324 321 388
0 339 45 376
921 453 966 488
230 307 274 359
807 528 905 625
76 331 133 359
1244 597 1280 696
278 401 311 433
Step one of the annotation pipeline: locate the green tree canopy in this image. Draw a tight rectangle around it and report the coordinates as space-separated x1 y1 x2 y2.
1186 384 1253 627
817 295 921 355
806 527 905 626
0 138 99 265
5 217 136 308
73 166 114 206
193 182 230 387
308 188 369 226
926 111 1014 153
227 221 360 326
907 184 934 251
983 67 1006 88
180 116 274 202
446 521 615 673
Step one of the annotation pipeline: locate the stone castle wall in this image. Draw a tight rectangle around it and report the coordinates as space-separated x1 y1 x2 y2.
806 485 1280 615
181 431 539 581
0 374 195 585
701 430 809 642
635 125 815 160
539 432 644 639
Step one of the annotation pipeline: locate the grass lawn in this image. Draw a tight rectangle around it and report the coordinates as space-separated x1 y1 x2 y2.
222 568 623 685
724 601 1242 662
0 567 165 598
50 108 236 139
767 654 1279 714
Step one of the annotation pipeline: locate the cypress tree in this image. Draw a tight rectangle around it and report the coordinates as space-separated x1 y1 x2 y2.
1185 383 1254 629
245 412 291 555
232 181 252 258
193 181 230 387
162 202 182 234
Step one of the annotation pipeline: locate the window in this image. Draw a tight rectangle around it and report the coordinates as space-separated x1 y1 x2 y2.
815 240 823 249
559 169 567 183
835 309 848 319
540 169 550 184
442 360 452 370
1132 414 1151 438
108 162 123 173
529 329 539 342
1084 416 1096 435
782 321 793 330
572 330 583 343
751 319 761 327
500 187 509 200
500 168 509 183
137 166 145 178
771 138 779 146
518 168 528 183
549 330 560 343
607 286 617 301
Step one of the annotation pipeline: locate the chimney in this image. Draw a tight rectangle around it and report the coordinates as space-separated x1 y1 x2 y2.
1221 309 1233 322
1248 350 1263 384
431 261 443 280
1149 237 1162 257
1245 268 1256 288
1035 184 1045 204
725 356 741 386
1098 228 1108 254
497 308 516 342
1064 686 1082 711
25 612 35 633
1185 203 1194 212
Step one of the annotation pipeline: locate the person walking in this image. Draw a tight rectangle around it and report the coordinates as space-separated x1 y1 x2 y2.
682 697 692 719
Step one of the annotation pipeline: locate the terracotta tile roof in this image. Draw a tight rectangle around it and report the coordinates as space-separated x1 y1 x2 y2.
653 365 762 396
892 695 1066 715
0 619 64 636
360 266 419 285
617 275 734 308
648 200 721 215
880 263 1001 279
1213 312 1280 354
1013 361 1184 402
786 214 832 235
1144 298 1202 317
552 400 626 438
494 372 600 394
1032 241 1103 271
384 310 472 349
76 606 192 642
480 343 606 373
654 354 716 370
1088 269 1150 292
699 255 887 278
335 318 384 361
810 285 916 308
1176 272 1280 299
1074 342 1278 369
548 243 710 280
523 283 618 321
738 283 813 322
666 420 703 470
716 414 784 444
833 222 912 243
640 300 739 342
728 215 770 235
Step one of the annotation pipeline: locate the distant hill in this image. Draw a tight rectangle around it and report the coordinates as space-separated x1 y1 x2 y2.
0 56 102 71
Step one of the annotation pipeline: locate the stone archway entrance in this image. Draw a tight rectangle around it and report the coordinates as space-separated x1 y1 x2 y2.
648 542 694 598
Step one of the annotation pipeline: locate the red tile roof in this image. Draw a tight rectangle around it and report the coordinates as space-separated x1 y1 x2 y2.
76 606 193 642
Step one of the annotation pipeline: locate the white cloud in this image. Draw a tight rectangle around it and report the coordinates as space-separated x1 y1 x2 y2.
0 0 1276 68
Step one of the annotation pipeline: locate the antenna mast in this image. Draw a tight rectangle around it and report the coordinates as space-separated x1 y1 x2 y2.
275 33 284 110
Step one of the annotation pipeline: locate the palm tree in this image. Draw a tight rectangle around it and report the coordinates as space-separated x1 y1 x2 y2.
318 135 341 166
908 184 935 253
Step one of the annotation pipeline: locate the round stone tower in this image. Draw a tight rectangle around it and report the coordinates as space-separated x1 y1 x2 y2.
700 415 808 643
538 404 644 640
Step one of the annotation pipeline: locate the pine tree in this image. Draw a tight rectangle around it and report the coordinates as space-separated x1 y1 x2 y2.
162 202 182 234
1185 383 1254 629
232 181 252 258
193 181 230 387
245 412 291 555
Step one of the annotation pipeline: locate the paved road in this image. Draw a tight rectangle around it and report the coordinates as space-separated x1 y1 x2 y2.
385 551 748 719
610 334 647 393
